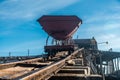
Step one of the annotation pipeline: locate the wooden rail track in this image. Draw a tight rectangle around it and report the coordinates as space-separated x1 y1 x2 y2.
0 49 83 80
0 48 104 80
21 48 83 80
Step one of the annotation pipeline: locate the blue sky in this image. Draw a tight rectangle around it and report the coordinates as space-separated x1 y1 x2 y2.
0 0 120 56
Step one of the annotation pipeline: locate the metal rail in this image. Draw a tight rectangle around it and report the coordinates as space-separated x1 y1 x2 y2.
21 48 84 80
0 48 83 80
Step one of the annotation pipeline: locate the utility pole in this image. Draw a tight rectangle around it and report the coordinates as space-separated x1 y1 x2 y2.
9 52 11 57
28 49 30 56
77 35 79 39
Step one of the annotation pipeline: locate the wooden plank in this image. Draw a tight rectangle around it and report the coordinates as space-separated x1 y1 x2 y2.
21 48 84 80
54 73 102 77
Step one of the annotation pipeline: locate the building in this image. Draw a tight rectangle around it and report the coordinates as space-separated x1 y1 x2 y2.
73 37 98 50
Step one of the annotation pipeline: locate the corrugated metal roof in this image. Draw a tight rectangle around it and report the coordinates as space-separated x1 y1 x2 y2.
100 51 120 61
74 39 92 44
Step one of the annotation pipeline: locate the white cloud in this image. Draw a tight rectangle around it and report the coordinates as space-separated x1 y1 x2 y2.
1 39 45 52
0 0 79 20
1 0 120 53
85 13 120 24
80 4 120 51
96 34 120 51
97 34 116 40
0 0 80 37
104 23 120 30
83 12 120 33
0 39 45 56
0 30 12 36
84 3 120 24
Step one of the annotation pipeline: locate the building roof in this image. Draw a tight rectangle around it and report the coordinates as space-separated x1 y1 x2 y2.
74 38 97 45
100 51 120 61
74 39 92 44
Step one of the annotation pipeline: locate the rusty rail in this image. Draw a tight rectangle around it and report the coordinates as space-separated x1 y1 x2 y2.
21 48 84 80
